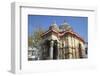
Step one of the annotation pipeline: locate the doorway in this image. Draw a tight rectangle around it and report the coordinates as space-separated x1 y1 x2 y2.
53 40 58 59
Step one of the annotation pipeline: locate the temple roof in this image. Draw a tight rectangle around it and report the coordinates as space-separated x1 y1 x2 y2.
59 20 73 31
49 21 59 31
41 20 85 43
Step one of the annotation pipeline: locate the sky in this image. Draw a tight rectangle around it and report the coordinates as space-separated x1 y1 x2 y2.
28 15 88 42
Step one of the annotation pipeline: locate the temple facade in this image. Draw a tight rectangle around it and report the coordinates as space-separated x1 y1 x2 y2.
40 21 87 60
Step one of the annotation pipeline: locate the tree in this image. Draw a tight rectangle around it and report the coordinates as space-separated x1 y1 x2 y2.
28 25 45 47
28 35 33 47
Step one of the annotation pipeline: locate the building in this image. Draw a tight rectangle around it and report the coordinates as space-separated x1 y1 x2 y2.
28 47 39 60
40 21 87 60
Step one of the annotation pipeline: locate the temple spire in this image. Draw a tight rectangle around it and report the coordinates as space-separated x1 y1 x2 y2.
49 20 59 31
59 20 73 31
51 20 57 26
63 20 69 25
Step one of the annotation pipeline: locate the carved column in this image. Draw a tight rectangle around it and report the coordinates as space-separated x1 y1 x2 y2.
49 40 54 59
57 41 59 59
82 47 86 58
75 47 79 58
69 48 73 59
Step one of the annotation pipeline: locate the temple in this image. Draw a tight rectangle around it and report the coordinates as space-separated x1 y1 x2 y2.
39 21 87 60
28 21 88 60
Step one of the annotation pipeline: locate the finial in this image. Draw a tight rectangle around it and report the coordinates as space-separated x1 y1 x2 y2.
64 20 66 23
50 20 57 27
52 20 56 24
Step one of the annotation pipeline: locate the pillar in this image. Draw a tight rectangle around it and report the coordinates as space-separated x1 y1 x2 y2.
68 48 73 59
75 47 79 58
57 41 59 59
49 40 54 59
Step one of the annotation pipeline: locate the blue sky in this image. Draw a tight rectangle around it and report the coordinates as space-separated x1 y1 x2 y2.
28 15 88 42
